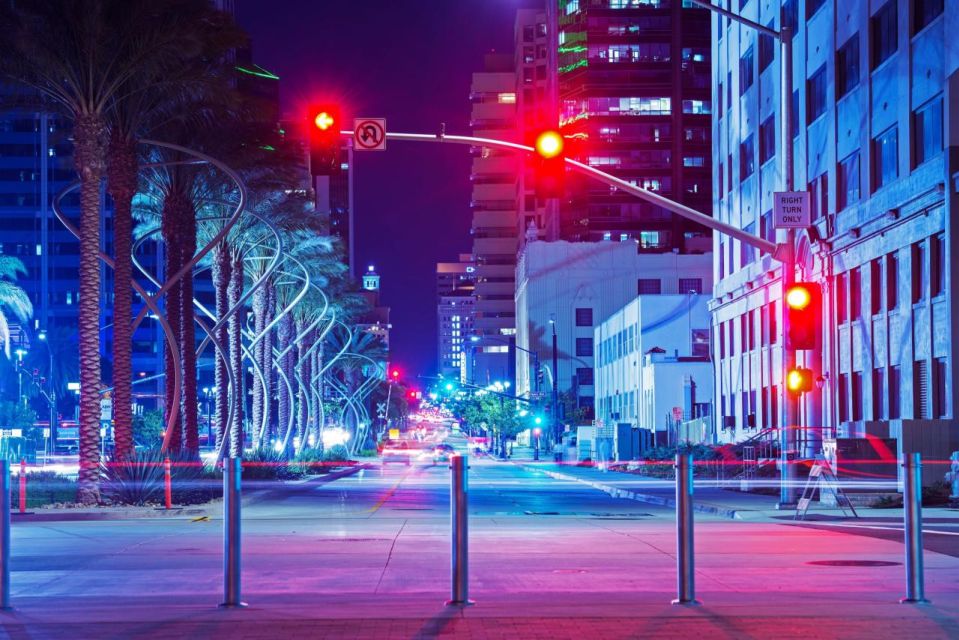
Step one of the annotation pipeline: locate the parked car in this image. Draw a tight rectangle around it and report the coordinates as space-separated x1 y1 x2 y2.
380 440 412 466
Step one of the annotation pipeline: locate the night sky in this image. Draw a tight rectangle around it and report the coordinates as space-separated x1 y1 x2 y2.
236 0 535 378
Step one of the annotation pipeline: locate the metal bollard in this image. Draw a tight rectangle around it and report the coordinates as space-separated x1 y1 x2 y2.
900 453 928 604
672 453 699 605
18 460 26 515
0 460 10 610
220 457 246 608
446 454 473 606
164 457 173 510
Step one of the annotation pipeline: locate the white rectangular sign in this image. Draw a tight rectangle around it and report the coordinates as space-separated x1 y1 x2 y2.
773 191 810 229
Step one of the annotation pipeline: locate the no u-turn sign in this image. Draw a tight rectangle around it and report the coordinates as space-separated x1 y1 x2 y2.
353 118 386 151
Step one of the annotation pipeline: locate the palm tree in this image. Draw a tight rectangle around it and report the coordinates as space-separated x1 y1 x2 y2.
0 256 33 359
0 0 240 502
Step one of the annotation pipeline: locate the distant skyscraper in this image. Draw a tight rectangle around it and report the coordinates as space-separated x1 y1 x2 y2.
468 53 518 385
436 255 475 380
556 1 713 249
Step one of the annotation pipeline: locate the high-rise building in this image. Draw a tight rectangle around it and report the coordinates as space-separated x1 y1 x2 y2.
555 0 713 250
436 255 475 380
710 0 958 472
468 53 518 385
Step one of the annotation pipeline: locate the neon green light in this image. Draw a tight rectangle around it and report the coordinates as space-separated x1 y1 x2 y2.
259 145 275 151
235 63 279 80
558 45 586 54
559 59 588 74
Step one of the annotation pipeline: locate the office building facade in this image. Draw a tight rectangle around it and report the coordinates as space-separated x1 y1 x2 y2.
710 0 959 468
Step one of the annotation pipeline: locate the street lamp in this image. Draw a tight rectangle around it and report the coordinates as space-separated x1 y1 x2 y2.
36 331 57 456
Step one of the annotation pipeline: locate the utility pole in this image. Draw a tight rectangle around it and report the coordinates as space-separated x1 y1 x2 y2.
550 317 559 449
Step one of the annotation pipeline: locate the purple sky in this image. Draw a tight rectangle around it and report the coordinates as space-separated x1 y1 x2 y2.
236 0 533 379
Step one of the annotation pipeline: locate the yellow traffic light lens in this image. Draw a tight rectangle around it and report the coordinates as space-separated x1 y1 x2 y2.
535 131 564 159
785 285 811 310
314 111 335 130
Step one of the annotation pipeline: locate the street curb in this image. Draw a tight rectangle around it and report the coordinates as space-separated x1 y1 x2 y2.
521 464 742 520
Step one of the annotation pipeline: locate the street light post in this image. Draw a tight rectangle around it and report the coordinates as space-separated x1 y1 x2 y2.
687 0 799 507
550 317 559 450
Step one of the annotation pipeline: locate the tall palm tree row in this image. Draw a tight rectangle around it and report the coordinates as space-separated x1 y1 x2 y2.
0 0 243 502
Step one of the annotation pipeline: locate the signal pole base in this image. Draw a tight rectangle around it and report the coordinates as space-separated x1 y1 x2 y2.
900 598 930 605
218 602 248 609
671 599 701 606
445 600 475 607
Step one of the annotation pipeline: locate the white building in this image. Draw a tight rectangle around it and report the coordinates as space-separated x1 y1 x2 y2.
515 239 712 418
594 294 712 452
641 351 713 445
710 0 959 472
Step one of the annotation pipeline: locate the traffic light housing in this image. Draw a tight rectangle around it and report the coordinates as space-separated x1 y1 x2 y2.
785 282 821 350
309 104 341 177
531 129 565 199
786 367 813 395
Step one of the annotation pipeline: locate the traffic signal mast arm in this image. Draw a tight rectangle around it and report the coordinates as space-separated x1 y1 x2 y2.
341 130 780 258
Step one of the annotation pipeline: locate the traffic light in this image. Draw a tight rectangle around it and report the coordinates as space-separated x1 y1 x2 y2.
309 104 341 177
531 129 565 199
785 282 821 350
533 415 543 426
390 368 401 381
786 367 813 395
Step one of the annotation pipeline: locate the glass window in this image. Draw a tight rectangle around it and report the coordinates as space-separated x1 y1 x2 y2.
807 65 827 123
790 91 799 139
576 338 593 357
759 115 776 165
850 267 862 320
889 365 901 418
852 371 863 421
838 151 860 210
871 1 898 69
837 34 860 98
576 367 594 386
759 23 775 72
807 0 826 18
739 135 755 181
575 308 593 326
914 0 944 34
638 278 661 295
871 258 883 315
873 368 885 420
838 373 849 422
914 359 929 419
914 97 942 167
873 126 898 190
836 272 847 324
934 357 948 418
739 46 754 96
912 241 926 304
932 233 945 298
679 278 703 294
886 252 898 310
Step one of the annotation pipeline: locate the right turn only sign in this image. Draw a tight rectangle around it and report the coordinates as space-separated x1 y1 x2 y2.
773 191 810 229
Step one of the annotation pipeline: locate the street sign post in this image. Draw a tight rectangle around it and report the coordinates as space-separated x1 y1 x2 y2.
353 118 386 151
773 191 810 229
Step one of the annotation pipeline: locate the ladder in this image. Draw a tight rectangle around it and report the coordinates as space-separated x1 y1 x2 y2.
795 456 859 520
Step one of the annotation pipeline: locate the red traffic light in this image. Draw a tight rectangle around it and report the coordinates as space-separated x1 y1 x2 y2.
390 368 401 380
407 390 417 400
785 282 820 350
309 103 342 177
534 130 564 159
786 367 813 395
314 110 336 131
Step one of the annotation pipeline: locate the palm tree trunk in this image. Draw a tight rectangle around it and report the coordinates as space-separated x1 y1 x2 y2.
75 114 108 505
212 244 231 452
263 282 274 444
161 192 184 453
227 253 244 458
106 134 137 462
276 312 293 449
179 199 199 457
296 319 308 452
251 283 267 447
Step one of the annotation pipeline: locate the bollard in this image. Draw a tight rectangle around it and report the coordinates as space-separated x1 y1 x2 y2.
672 453 699 605
220 457 246 608
18 460 25 515
900 452 928 604
446 454 472 606
948 451 959 500
0 460 11 609
164 457 173 510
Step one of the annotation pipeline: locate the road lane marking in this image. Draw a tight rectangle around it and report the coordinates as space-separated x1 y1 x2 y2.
367 466 416 514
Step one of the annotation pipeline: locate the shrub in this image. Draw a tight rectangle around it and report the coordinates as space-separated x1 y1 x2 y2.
323 445 350 462
12 471 76 508
102 450 219 506
242 448 299 481
291 447 329 475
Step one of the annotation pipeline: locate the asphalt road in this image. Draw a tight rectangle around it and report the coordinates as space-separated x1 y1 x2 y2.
2 436 958 639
